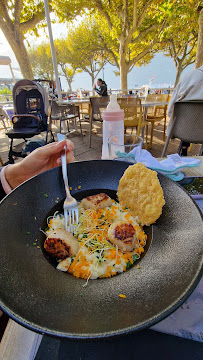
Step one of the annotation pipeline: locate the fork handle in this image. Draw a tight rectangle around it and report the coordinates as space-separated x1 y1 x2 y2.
57 133 71 199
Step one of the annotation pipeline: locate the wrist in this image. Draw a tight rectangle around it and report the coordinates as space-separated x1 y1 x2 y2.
5 162 28 189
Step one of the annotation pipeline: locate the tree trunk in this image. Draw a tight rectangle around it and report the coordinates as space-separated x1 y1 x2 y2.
195 9 203 69
67 79 72 92
174 64 183 87
1 26 33 79
119 42 128 90
91 74 95 87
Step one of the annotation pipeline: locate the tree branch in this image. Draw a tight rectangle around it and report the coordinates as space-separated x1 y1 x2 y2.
185 37 198 57
20 9 49 32
182 59 195 70
133 0 138 28
125 0 155 46
169 38 177 58
94 0 113 30
14 0 23 24
127 20 166 69
0 1 13 26
123 0 128 34
137 0 154 27
131 24 159 44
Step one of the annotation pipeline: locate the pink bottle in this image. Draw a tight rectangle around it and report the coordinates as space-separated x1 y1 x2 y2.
102 94 124 159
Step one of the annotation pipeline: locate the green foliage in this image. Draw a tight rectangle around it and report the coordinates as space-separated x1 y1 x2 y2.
0 87 12 95
56 18 108 85
157 0 201 85
54 0 171 87
29 42 54 80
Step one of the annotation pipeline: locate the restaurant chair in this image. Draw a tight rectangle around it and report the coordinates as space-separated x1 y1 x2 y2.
89 96 109 147
78 102 90 121
162 101 203 157
145 94 169 148
51 101 82 135
117 97 148 149
0 107 12 131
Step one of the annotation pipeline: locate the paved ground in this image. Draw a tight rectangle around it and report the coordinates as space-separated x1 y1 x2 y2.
0 118 201 164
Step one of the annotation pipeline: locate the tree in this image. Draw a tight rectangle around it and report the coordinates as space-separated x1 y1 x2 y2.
58 21 108 86
29 41 78 90
0 0 51 78
195 7 203 68
29 42 54 80
55 0 170 89
54 38 81 91
158 0 199 86
59 67 77 91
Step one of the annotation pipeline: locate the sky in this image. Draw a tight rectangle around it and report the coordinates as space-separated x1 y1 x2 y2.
0 20 194 91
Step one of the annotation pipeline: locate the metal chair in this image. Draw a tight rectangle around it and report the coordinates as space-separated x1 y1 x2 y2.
117 97 148 148
162 101 203 157
51 101 82 135
89 97 109 147
0 107 12 131
146 94 169 148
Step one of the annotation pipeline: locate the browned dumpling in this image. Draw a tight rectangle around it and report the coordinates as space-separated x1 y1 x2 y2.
44 228 79 259
81 193 112 210
108 221 136 252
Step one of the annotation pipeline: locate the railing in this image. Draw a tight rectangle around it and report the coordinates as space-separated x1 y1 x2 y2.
60 87 174 98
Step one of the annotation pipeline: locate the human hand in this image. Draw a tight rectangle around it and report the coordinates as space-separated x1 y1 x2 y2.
5 140 75 189
93 84 96 89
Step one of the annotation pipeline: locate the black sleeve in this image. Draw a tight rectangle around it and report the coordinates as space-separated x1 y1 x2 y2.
99 84 107 96
0 170 7 201
95 87 102 95
95 84 107 96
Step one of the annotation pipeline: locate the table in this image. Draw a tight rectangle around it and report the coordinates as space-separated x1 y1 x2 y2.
1 156 203 359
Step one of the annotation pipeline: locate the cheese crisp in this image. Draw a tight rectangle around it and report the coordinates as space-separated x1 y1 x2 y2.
117 163 165 226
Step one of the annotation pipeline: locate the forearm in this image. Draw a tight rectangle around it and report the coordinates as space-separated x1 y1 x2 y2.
3 163 30 190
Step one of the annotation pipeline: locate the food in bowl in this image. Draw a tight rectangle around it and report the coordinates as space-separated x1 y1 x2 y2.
44 163 165 280
44 195 147 279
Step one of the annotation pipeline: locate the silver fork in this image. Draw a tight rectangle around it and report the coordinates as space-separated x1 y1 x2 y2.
57 133 78 233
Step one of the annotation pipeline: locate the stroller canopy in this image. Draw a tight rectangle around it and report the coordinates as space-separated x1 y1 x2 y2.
12 79 49 115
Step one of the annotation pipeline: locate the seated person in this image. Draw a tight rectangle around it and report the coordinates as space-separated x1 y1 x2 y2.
167 65 203 155
93 78 108 97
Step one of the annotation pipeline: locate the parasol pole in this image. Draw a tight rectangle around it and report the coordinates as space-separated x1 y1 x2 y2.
43 0 62 103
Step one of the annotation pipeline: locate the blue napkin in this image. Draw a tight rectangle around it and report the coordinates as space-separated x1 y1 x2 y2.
127 149 200 181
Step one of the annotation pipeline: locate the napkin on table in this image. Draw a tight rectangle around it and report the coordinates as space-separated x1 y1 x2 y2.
128 149 200 181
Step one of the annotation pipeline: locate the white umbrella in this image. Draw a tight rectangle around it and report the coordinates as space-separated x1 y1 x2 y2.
0 56 15 83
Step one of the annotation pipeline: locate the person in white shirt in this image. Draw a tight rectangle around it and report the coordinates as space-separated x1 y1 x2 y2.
167 66 203 155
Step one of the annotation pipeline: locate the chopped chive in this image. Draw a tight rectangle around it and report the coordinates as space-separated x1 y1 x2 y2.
126 261 132 269
132 254 139 262
26 231 30 235
44 193 48 198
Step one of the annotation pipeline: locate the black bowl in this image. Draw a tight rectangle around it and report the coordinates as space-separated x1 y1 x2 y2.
0 160 202 338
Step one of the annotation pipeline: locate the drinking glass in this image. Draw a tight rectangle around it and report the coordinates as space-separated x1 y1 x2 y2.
108 134 143 163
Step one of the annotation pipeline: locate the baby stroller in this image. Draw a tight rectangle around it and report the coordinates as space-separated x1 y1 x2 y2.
6 79 54 164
